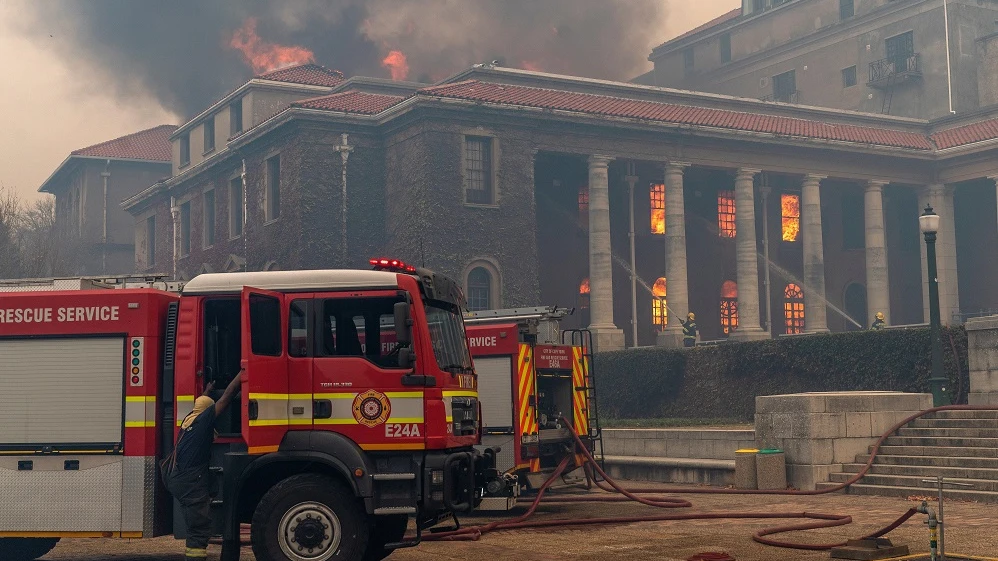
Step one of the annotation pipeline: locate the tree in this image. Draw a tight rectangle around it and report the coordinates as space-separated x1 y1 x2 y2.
0 185 81 279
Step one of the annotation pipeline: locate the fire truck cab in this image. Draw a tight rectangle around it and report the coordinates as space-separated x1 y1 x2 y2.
0 264 499 561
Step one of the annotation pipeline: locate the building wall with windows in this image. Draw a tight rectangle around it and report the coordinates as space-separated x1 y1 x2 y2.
124 64 998 350
638 0 998 118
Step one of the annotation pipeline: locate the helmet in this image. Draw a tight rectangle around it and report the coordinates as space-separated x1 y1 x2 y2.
876 312 884 320
688 312 695 320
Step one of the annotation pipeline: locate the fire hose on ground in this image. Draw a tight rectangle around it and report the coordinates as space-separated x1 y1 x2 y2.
420 404 998 553
217 405 998 555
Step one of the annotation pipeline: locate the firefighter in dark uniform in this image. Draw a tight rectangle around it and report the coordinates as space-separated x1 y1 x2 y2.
163 374 241 560
681 312 698 347
871 311 885 330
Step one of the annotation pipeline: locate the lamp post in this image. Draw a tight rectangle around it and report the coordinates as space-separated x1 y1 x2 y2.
919 204 950 406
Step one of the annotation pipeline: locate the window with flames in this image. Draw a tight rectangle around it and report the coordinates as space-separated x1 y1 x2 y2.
578 277 590 309
720 280 738 334
717 190 736 238
782 193 800 242
650 183 665 234
784 283 805 334
652 277 667 330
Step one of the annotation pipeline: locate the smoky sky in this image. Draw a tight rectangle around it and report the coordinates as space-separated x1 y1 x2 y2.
17 0 668 119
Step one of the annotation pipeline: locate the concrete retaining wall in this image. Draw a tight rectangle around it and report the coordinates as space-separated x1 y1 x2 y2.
755 391 933 490
602 428 755 485
966 316 998 405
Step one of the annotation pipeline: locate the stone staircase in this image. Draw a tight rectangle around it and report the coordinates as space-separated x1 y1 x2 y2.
817 410 998 503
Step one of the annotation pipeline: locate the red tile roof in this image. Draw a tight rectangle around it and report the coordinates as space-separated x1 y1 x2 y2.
670 8 742 43
419 81 936 150
256 64 345 87
293 91 407 114
71 124 177 161
930 117 998 150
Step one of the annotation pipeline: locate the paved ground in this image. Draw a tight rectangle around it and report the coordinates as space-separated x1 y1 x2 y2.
45 482 998 561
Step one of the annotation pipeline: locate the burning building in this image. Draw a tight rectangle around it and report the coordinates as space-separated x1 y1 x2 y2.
120 61 998 351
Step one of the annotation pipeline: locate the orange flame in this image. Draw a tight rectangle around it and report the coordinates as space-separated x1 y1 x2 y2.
721 280 738 298
652 277 667 298
521 60 543 72
650 183 665 235
652 277 667 329
717 190 736 238
382 50 409 81
229 18 314 73
781 193 800 242
579 278 590 294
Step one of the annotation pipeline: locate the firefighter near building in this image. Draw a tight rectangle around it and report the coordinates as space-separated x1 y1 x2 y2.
0 261 506 561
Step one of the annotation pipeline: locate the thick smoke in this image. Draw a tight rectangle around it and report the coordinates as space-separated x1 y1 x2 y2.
17 0 668 118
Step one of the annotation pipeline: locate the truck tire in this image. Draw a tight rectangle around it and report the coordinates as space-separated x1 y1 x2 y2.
251 473 369 561
362 515 408 561
0 538 59 561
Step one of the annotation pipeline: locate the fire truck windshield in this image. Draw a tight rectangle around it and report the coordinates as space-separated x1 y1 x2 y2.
424 300 473 373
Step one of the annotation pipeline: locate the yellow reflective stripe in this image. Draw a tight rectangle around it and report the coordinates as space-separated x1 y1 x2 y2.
176 395 195 402
124 420 156 428
186 547 208 557
288 418 312 425
385 391 423 398
313 418 359 425
387 417 424 423
0 531 143 538
248 445 280 454
443 390 478 398
248 419 289 427
313 393 359 400
288 393 312 400
248 393 289 400
125 395 157 402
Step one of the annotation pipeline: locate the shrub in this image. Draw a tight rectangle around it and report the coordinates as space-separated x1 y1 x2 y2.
592 327 968 421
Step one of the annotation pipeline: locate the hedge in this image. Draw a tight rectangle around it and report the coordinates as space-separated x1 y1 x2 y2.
592 327 969 422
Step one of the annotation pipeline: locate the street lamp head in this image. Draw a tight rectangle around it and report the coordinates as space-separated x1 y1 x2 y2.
919 204 940 235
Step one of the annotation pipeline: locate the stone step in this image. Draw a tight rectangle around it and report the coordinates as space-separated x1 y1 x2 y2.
882 436 998 448
870 444 998 458
828 472 998 493
896 427 998 438
841 462 998 481
909 418 998 429
924 410 998 420
815 481 998 503
855 454 998 469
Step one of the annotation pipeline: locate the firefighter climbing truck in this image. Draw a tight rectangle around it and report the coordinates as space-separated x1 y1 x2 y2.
464 306 602 505
0 262 504 561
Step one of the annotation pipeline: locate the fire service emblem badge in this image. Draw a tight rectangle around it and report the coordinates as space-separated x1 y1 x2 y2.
352 390 391 427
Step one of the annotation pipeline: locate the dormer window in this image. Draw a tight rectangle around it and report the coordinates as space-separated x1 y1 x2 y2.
230 98 243 135
203 117 215 153
179 134 190 167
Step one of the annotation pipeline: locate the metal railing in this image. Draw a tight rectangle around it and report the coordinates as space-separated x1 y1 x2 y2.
868 53 921 84
759 90 800 104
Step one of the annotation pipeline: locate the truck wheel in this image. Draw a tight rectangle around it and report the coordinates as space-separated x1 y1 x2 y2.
362 515 408 561
0 538 60 561
251 474 369 561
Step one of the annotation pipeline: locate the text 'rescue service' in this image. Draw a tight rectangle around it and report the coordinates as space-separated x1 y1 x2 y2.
0 306 121 324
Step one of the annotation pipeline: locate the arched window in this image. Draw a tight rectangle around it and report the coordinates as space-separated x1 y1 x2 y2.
578 186 589 230
467 267 492 311
578 277 590 310
652 277 667 330
784 283 805 334
650 183 665 234
720 280 739 334
717 190 736 238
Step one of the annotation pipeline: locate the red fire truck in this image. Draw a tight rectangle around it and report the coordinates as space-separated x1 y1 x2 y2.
463 306 602 504
0 262 503 561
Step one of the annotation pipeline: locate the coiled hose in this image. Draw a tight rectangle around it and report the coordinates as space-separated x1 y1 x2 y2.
421 404 998 551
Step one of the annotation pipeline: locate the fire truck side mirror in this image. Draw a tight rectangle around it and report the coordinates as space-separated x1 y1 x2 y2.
394 301 413 346
397 347 415 369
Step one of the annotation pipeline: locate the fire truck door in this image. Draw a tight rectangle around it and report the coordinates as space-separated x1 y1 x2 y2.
241 287 289 454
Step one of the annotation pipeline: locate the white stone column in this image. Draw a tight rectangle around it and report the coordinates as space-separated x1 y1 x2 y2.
730 168 768 341
802 174 829 333
657 161 691 348
918 184 960 325
865 180 890 327
587 155 624 351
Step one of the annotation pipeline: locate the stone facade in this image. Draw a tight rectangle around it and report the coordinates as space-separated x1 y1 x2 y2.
123 65 998 352
965 315 998 405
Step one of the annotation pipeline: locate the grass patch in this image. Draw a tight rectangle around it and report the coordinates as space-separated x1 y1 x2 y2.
602 417 751 428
